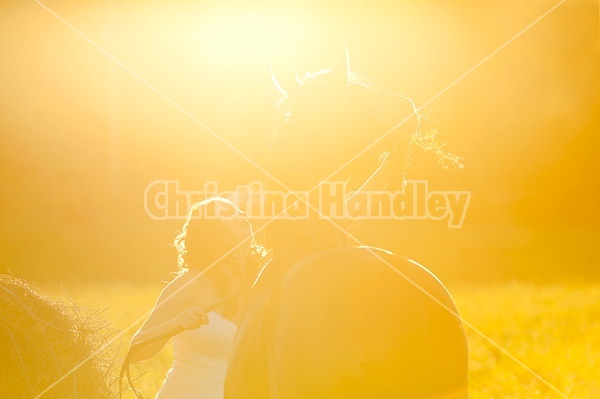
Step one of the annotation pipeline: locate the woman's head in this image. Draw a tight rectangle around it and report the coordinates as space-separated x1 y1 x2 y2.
174 197 265 286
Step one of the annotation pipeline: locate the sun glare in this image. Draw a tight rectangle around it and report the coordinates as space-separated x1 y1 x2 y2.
196 12 304 64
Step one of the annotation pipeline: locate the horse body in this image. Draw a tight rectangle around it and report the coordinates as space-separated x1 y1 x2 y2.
225 49 468 398
226 247 468 398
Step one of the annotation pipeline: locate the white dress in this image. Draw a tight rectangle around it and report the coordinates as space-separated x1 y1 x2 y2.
155 311 237 399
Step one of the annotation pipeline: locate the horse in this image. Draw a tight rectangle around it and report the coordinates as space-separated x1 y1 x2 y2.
224 49 469 398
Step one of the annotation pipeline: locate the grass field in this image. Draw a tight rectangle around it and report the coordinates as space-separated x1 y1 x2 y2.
39 281 600 399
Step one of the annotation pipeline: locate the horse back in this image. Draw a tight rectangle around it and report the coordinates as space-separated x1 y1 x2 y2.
270 247 468 398
226 246 468 399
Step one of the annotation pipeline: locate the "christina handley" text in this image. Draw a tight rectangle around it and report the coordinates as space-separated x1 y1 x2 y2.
144 180 471 228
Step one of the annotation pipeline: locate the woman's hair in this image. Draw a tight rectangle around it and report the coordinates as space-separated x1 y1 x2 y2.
173 197 265 277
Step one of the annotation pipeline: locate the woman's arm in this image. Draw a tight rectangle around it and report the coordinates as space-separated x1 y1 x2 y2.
128 274 213 362
129 306 208 362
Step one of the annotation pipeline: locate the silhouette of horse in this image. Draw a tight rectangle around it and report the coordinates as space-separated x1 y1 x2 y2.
224 49 469 399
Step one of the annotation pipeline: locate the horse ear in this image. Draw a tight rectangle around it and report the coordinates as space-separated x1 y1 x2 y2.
271 56 301 97
328 44 350 85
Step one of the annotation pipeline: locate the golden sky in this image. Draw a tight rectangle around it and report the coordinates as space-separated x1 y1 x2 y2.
0 0 598 281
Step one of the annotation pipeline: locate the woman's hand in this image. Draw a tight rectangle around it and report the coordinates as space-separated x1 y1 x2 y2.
174 306 209 330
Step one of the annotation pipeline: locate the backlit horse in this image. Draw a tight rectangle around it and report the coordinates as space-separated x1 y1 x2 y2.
224 49 469 399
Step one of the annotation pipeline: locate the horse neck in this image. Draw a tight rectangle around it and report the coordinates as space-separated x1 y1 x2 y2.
269 218 346 264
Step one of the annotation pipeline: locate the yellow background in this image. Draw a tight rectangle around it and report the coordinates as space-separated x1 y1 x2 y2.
0 0 598 282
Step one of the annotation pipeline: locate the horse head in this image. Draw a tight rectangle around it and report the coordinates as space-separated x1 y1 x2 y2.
267 48 420 257
269 47 420 193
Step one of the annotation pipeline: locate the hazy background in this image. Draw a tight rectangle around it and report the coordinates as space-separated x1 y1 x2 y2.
1 0 598 283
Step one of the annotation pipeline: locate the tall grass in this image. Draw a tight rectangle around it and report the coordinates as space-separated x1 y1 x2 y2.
38 281 599 399
451 282 600 398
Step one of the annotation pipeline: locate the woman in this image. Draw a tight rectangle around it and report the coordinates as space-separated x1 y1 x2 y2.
128 197 265 399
